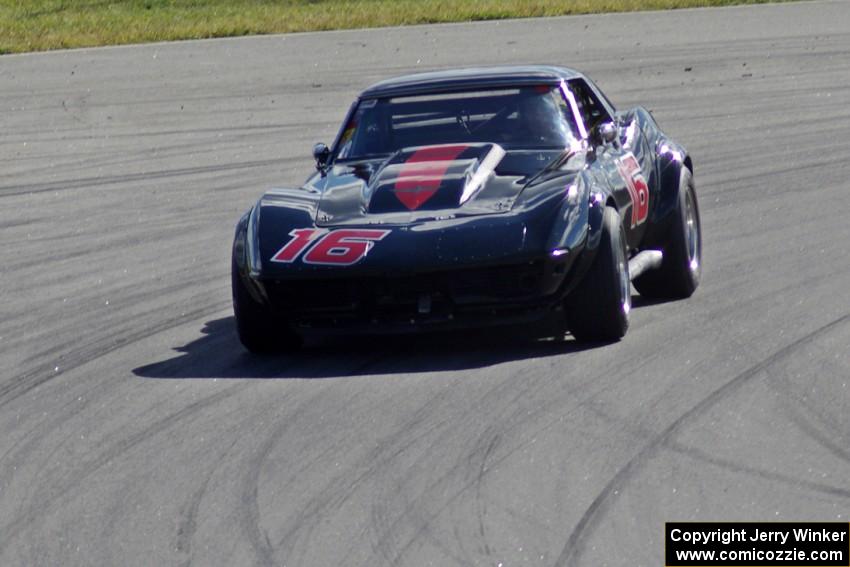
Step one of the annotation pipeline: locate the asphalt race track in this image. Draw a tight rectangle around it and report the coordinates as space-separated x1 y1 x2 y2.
2 1 850 565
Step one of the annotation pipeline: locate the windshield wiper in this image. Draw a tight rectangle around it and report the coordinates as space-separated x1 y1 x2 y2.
521 147 578 186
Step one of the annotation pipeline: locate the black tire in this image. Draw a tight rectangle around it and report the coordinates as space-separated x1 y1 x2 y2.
566 206 631 342
633 167 701 299
232 259 302 354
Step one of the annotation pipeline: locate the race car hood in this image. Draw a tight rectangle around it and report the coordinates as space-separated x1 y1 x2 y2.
248 146 588 277
314 143 558 226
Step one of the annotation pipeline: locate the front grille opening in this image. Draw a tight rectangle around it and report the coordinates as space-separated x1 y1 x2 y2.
264 261 545 317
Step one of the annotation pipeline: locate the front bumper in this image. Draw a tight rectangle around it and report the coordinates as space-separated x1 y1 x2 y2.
249 253 581 332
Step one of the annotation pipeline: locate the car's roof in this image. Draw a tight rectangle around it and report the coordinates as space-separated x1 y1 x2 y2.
360 65 584 99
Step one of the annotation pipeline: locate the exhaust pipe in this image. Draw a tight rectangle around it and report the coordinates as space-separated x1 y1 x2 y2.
629 250 663 281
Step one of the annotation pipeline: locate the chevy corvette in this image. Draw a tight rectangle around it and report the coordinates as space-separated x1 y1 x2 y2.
232 66 701 351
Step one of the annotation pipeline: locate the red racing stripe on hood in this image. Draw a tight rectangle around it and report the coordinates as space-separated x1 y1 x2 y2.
393 144 470 210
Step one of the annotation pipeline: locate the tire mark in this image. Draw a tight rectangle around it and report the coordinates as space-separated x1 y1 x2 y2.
241 417 289 567
0 159 282 198
768 348 850 467
0 122 309 148
0 300 229 410
264 379 456 564
361 353 621 566
372 382 573 567
240 353 391 566
667 440 850 501
553 312 850 567
786 408 850 468
0 381 250 555
474 433 499 559
382 439 512 567
176 435 242 567
0 143 302 191
14 276 225 369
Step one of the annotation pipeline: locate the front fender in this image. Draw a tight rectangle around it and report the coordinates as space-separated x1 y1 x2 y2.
232 203 265 304
234 187 322 272
233 209 251 270
544 175 606 253
543 174 607 295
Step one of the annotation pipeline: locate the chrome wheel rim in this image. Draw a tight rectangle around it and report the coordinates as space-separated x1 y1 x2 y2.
685 189 700 273
619 240 631 315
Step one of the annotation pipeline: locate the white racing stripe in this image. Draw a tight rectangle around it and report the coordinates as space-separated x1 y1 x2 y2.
460 143 506 204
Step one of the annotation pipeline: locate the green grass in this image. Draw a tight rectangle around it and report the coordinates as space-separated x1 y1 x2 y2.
1 0 800 54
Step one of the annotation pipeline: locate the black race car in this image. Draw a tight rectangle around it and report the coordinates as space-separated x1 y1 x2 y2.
232 66 701 352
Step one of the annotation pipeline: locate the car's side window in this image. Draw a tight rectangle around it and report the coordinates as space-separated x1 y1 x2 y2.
567 80 611 135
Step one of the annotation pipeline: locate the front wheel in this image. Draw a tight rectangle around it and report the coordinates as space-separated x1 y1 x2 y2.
566 206 631 342
232 259 302 354
633 167 702 299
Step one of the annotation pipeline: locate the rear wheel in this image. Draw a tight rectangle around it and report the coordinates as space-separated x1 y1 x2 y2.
232 259 302 354
633 167 701 299
566 206 630 342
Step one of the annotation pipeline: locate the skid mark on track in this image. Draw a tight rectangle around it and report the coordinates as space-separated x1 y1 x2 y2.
786 408 850 469
0 381 250 555
0 159 281 197
239 354 391 566
474 432 500 560
360 357 632 566
668 440 850 501
176 476 211 562
261 385 457 564
554 312 850 567
176 436 242 567
0 300 229 410
241 416 293 567
768 350 850 469
369 394 574 567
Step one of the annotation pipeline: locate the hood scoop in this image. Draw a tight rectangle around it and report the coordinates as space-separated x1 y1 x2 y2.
366 143 506 213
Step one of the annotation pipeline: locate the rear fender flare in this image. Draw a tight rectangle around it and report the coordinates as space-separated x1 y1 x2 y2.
641 139 691 249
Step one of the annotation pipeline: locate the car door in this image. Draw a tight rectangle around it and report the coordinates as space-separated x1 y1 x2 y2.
617 108 655 231
610 125 652 248
593 140 644 247
567 79 651 249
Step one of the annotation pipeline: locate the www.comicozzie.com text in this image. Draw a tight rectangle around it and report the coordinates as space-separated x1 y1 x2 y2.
670 527 848 546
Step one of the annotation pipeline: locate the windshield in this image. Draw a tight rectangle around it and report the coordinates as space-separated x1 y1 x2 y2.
335 86 582 161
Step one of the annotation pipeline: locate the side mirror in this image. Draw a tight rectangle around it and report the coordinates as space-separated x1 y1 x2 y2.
597 122 618 145
312 143 330 169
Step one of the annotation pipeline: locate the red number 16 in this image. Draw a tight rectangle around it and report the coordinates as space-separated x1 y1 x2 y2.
271 228 390 266
617 154 650 228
